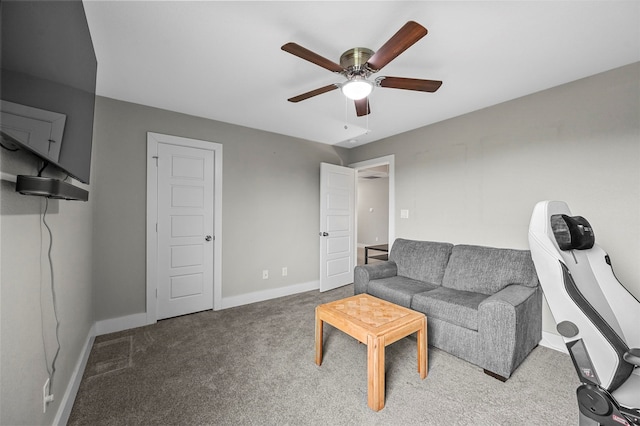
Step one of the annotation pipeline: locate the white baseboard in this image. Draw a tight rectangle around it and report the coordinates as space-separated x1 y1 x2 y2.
92 281 321 336
52 314 147 423
54 323 96 426
220 280 319 310
539 331 568 354
95 312 148 336
93 281 321 335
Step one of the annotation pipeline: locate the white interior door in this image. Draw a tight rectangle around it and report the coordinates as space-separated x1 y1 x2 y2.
319 162 355 292
157 142 214 319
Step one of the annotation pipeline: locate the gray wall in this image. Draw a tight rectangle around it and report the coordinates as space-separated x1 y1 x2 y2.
1 149 94 424
347 62 640 334
357 177 389 246
91 96 348 320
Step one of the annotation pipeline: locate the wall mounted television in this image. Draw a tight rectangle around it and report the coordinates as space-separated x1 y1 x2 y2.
0 0 97 200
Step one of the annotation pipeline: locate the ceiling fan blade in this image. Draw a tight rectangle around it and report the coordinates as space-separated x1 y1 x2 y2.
366 21 428 72
287 84 339 103
281 42 344 73
354 98 371 117
377 76 442 92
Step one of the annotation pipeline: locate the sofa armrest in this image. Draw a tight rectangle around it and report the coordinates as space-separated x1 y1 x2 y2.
354 261 398 294
482 284 537 308
478 284 542 378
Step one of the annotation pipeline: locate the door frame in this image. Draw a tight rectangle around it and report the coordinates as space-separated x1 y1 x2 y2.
146 132 223 325
349 154 396 260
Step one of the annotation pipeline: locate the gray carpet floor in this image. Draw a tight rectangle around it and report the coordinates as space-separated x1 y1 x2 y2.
69 284 580 425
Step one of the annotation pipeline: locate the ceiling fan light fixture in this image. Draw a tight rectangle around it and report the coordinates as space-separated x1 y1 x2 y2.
341 78 373 100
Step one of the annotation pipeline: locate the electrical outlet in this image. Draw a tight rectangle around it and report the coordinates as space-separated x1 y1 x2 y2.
42 378 54 413
282 267 288 277
262 269 269 279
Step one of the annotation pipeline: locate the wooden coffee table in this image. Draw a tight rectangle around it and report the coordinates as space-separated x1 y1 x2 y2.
315 294 427 411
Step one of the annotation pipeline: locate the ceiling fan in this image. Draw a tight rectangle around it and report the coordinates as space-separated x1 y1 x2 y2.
281 21 442 117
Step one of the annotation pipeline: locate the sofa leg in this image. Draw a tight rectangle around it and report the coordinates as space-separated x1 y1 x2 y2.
483 369 508 382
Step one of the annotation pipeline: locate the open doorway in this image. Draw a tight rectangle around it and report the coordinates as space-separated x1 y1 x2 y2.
349 155 395 266
356 165 389 265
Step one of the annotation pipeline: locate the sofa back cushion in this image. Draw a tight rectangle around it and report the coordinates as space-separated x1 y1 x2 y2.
442 245 539 295
390 239 453 285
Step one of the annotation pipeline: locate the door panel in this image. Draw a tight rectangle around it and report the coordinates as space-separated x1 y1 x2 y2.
327 215 349 232
327 236 350 254
319 162 355 292
170 273 203 298
171 215 203 237
171 245 203 267
172 186 204 207
327 258 350 276
157 143 214 319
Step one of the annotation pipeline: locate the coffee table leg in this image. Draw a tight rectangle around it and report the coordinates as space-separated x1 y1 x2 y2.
315 308 323 366
367 334 385 411
417 317 427 379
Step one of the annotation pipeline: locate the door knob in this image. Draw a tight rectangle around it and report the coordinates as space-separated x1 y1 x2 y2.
319 232 329 237
205 235 212 242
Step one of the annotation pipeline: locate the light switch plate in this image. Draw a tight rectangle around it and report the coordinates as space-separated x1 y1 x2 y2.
400 209 409 219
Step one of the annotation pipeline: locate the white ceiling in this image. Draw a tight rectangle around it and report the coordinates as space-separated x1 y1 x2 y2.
83 1 640 148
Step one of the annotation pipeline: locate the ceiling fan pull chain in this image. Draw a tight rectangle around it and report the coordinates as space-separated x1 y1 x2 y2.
344 95 349 130
366 99 369 133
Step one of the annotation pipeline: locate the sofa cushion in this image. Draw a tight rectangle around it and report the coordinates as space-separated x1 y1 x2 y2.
442 245 539 295
368 276 439 308
389 239 453 285
411 287 488 331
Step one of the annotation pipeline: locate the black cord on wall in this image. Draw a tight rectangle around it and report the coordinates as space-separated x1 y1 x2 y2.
40 197 61 389
38 161 49 177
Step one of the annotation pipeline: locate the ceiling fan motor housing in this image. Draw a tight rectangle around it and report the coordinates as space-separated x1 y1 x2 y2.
340 47 374 78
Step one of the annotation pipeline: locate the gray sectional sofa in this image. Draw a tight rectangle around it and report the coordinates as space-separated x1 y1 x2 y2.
354 238 542 380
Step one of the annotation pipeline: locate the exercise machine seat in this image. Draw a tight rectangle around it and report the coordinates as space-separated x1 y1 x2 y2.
528 201 640 426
